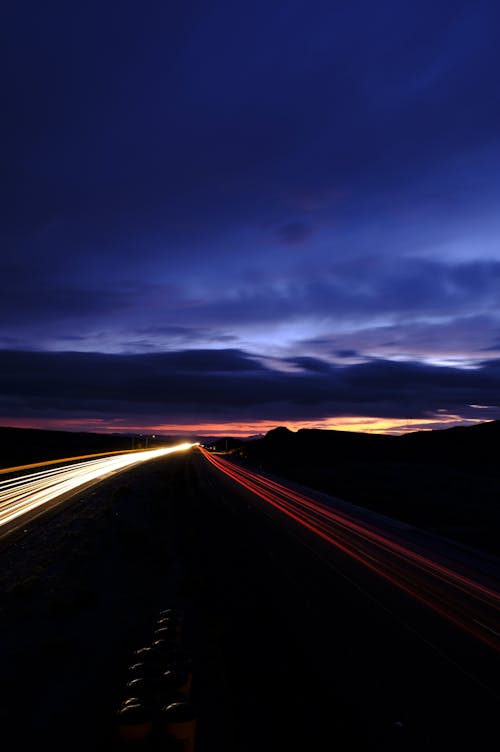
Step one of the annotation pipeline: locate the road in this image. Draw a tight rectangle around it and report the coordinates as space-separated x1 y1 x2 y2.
0 446 498 750
199 447 500 653
190 447 500 750
0 443 196 535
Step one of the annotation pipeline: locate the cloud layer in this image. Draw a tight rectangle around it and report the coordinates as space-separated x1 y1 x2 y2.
1 349 499 432
2 2 500 431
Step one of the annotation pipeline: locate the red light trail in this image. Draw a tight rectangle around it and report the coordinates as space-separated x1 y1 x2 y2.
199 447 500 652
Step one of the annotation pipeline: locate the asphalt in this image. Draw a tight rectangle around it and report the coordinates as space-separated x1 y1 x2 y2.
0 448 498 751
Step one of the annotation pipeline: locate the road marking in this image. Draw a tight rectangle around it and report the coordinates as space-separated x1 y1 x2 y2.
473 619 500 638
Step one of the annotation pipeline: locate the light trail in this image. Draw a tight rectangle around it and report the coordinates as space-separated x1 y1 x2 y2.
199 447 500 652
0 449 149 476
0 443 197 529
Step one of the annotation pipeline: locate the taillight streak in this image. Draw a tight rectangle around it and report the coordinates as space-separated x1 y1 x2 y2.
199 447 500 652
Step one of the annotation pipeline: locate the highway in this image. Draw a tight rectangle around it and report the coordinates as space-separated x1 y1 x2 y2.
190 447 500 749
0 446 498 749
0 443 196 532
199 447 500 653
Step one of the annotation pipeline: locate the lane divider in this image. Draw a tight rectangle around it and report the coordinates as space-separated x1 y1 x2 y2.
115 607 197 749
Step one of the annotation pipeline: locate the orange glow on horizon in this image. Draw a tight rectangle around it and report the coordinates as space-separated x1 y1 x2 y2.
0 413 491 438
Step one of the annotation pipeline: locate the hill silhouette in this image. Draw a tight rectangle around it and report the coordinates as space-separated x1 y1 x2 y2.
230 421 500 557
2 421 499 557
0 426 170 469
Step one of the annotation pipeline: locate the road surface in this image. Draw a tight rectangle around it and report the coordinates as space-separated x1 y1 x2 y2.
0 446 498 750
189 448 500 750
0 443 196 536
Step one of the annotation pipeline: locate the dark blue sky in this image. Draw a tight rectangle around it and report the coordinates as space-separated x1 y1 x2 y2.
2 1 500 435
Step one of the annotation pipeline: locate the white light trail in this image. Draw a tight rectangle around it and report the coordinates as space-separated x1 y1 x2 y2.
0 443 197 528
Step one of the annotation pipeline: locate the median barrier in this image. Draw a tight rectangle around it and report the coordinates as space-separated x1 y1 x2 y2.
116 701 154 745
133 642 181 672
156 615 182 629
128 661 163 680
154 626 181 643
125 676 160 704
133 646 156 662
158 608 184 625
115 606 196 749
160 701 197 752
159 669 192 701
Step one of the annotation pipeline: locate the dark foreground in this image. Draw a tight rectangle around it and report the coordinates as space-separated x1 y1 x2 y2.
0 449 498 750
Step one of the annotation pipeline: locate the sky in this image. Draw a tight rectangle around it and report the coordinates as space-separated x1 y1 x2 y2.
2 0 500 437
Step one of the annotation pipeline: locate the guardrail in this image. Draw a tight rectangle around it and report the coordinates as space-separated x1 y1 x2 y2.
115 607 196 750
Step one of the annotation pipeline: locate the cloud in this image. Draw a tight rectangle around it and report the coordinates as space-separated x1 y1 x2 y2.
2 256 500 364
335 349 360 359
1 349 499 427
284 357 334 373
2 0 500 406
3 2 500 254
277 221 314 245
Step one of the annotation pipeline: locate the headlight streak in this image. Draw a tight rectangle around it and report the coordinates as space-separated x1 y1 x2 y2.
199 447 500 653
0 444 196 528
0 449 152 477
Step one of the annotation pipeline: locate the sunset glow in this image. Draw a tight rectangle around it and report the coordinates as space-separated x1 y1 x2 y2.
1 414 492 438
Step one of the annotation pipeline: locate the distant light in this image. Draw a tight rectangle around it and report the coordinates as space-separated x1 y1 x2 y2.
0 442 197 528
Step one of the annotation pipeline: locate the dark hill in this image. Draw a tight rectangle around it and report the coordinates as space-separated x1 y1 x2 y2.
232 421 500 557
0 426 170 470
204 436 245 452
261 420 500 469
399 419 500 468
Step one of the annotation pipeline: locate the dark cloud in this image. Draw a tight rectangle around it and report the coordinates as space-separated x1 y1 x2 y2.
277 221 314 245
3 1 500 249
0 287 132 326
1 2 500 429
1 349 499 425
166 258 500 330
335 350 360 359
285 357 334 373
2 257 499 335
